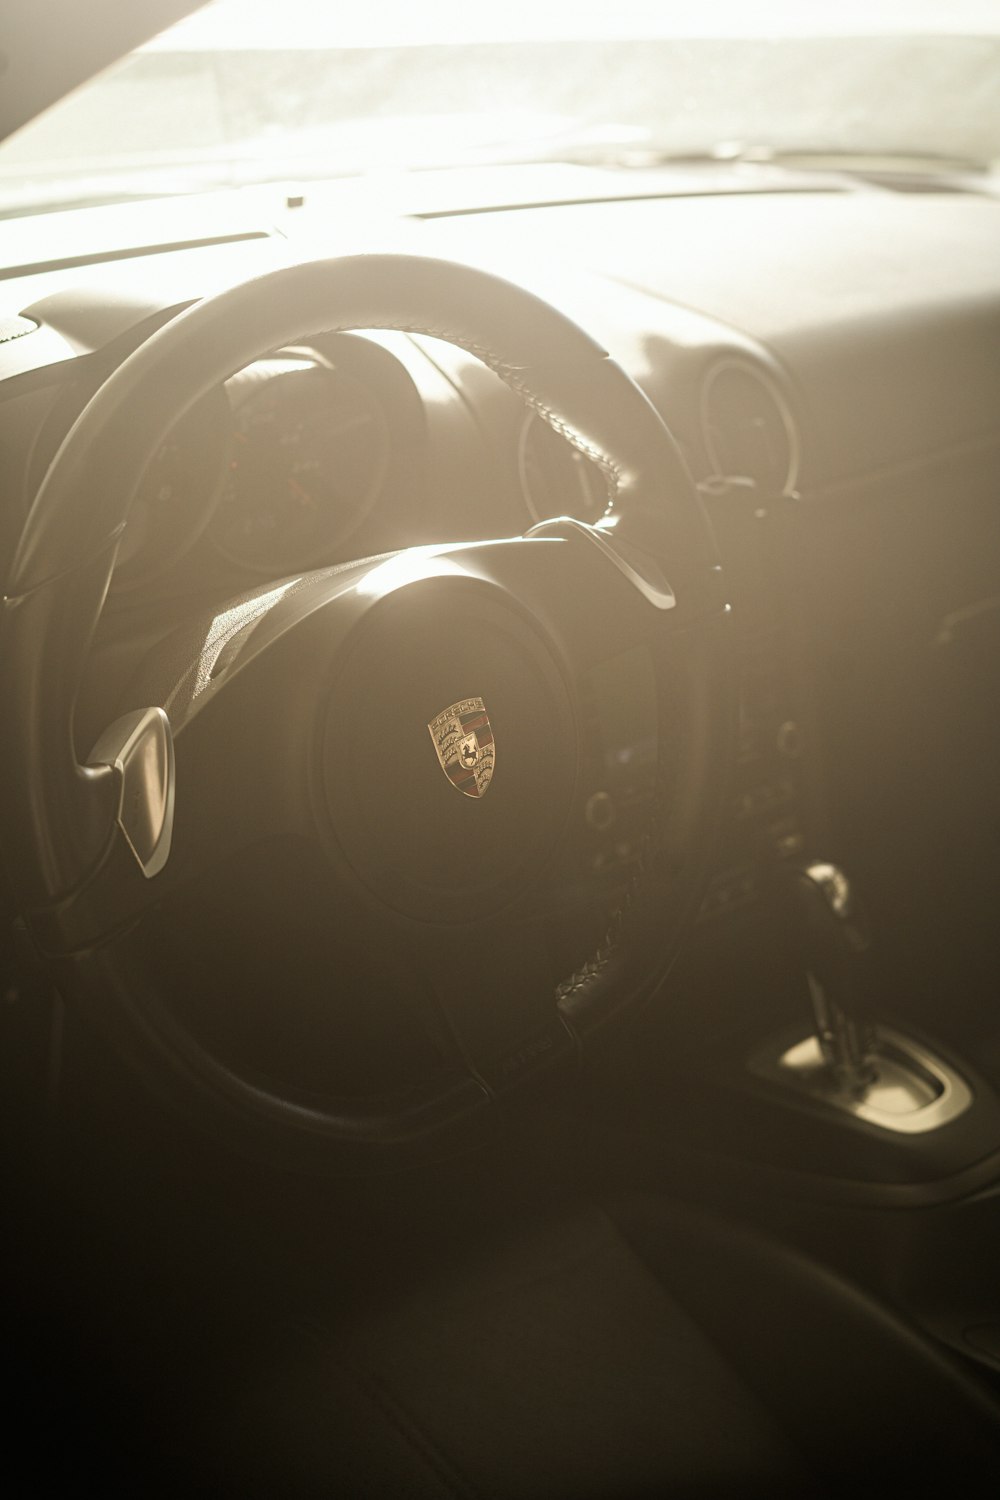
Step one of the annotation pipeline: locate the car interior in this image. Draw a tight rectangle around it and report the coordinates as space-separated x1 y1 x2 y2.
3 2 1000 1494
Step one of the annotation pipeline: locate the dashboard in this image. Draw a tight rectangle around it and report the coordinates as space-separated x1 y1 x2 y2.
5 66 1000 1477
2 165 1000 1053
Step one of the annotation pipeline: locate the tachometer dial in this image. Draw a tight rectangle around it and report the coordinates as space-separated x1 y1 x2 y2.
116 432 186 570
112 390 229 588
211 356 387 572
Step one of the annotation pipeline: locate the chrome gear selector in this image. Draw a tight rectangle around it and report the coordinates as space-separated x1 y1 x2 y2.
758 861 973 1134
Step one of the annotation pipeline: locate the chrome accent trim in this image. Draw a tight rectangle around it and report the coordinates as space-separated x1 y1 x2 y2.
527 515 676 611
88 707 175 878
761 1026 974 1135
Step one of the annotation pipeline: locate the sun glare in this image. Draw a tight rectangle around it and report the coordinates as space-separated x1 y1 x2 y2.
149 0 1000 50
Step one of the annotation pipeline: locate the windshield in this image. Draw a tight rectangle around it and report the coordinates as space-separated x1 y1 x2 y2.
3 0 1000 216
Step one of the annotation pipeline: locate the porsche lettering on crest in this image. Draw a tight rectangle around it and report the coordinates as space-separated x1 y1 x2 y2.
428 697 495 798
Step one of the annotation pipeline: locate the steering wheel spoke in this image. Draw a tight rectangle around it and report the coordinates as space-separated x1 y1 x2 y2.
1 253 733 1153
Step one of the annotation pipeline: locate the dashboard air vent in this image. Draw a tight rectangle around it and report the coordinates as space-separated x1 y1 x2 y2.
701 361 799 497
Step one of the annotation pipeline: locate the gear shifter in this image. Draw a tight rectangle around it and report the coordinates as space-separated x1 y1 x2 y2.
791 862 878 1097
756 860 974 1133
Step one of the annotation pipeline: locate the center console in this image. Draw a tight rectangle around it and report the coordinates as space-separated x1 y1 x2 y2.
591 482 1000 1387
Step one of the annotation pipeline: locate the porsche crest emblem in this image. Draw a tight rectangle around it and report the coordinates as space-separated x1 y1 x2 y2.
428 697 495 798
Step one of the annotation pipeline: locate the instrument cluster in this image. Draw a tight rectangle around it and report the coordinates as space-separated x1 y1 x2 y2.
113 339 392 589
212 352 388 574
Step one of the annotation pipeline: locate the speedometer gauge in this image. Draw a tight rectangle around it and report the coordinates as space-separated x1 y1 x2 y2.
210 355 388 572
111 390 229 589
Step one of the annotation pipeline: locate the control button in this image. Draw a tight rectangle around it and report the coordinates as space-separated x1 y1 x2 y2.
585 790 616 832
776 720 803 759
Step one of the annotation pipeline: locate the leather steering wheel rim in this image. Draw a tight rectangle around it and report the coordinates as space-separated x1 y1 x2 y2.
1 254 732 1160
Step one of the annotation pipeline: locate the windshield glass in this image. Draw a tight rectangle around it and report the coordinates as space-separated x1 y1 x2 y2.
3 0 1000 216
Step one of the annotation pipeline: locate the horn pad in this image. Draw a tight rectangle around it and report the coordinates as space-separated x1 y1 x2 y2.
321 580 577 925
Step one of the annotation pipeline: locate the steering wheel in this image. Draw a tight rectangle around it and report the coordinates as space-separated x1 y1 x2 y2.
1 255 732 1161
